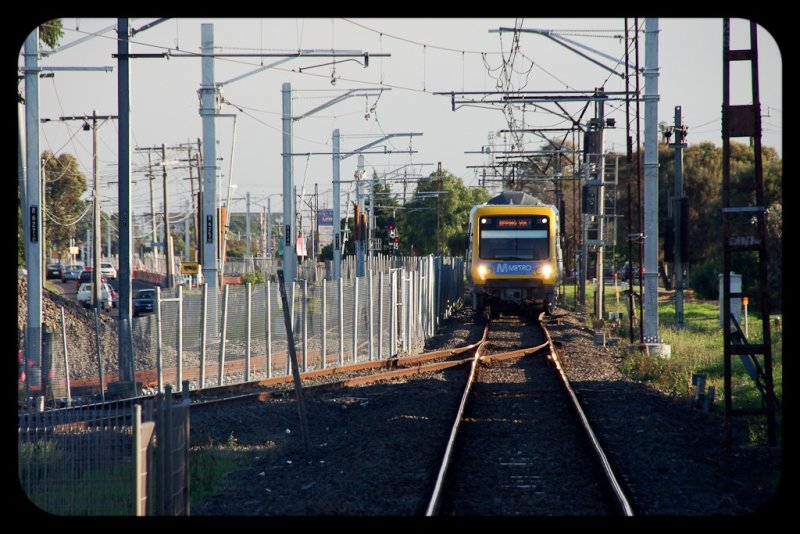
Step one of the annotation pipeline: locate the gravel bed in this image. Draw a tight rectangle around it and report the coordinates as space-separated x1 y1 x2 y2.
190 303 782 516
18 279 782 516
548 308 782 515
441 351 618 515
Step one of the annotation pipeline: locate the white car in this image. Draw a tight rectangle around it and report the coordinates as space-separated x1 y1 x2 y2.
100 262 117 279
77 282 113 311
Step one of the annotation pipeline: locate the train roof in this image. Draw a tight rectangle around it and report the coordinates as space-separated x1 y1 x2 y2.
486 191 543 206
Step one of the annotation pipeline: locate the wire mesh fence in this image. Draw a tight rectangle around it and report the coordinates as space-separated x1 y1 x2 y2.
18 405 136 515
18 389 190 516
18 256 464 515
23 255 464 405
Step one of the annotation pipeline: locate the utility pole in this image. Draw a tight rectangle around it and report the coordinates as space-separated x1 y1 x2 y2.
595 91 607 321
147 152 158 264
195 144 202 263
282 82 296 289
117 17 135 387
136 143 185 286
200 23 220 334
184 198 191 262
356 154 366 277
161 144 174 287
92 112 103 309
24 29 43 383
184 143 197 263
671 106 687 326
436 162 443 255
315 182 320 258
268 196 274 259
52 111 118 309
642 18 661 345
245 191 251 264
333 129 342 280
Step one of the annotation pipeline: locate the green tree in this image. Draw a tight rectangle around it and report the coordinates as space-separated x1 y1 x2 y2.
241 270 266 285
630 139 782 310
319 243 333 262
398 169 488 256
226 239 246 259
765 202 782 311
39 19 63 49
43 151 88 259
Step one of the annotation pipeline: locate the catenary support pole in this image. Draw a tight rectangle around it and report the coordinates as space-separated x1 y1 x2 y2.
643 18 660 343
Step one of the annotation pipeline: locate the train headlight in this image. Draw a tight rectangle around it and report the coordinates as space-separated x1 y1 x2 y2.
538 264 553 277
477 265 489 279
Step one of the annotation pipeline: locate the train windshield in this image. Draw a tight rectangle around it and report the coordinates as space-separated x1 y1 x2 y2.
479 216 549 260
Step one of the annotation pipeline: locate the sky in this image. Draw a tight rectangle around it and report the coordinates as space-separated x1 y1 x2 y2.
18 18 782 226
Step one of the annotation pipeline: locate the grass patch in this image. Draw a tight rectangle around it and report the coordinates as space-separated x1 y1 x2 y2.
190 433 279 509
19 439 134 515
562 280 782 444
190 447 245 507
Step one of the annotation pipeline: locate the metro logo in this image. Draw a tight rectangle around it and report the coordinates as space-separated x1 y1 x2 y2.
493 262 535 274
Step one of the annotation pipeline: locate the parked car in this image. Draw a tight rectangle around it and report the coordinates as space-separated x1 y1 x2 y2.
77 268 110 292
61 264 84 282
77 282 113 311
100 262 117 279
77 267 95 289
133 288 156 317
46 263 64 280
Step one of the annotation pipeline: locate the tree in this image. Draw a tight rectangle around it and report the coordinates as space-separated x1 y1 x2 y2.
226 239 246 259
765 202 782 311
398 169 488 256
39 19 63 49
43 151 88 259
636 139 782 309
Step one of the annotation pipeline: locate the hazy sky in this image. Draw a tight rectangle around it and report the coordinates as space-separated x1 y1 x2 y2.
19 18 782 222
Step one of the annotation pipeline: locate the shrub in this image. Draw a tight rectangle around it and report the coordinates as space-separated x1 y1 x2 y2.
240 270 266 286
688 258 721 300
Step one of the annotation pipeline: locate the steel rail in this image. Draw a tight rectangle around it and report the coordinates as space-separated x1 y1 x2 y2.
540 314 635 516
425 336 487 516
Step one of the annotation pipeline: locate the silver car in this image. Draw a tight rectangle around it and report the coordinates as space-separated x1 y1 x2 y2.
100 262 117 279
77 282 113 311
61 264 84 282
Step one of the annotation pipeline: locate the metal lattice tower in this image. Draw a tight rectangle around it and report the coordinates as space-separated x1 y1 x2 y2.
721 19 777 446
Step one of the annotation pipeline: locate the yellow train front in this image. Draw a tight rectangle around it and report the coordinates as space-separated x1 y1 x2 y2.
466 192 562 317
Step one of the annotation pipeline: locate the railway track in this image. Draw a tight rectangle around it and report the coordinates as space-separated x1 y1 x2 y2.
425 314 633 516
188 313 633 515
36 310 634 516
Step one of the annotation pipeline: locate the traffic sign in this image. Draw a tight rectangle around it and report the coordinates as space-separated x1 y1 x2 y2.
181 261 200 275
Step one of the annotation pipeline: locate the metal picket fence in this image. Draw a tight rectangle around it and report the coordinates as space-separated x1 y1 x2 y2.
24 255 464 403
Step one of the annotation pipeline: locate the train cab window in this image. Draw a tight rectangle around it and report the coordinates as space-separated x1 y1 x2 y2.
479 216 549 261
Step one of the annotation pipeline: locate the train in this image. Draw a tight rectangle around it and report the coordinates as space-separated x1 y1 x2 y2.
466 191 563 317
